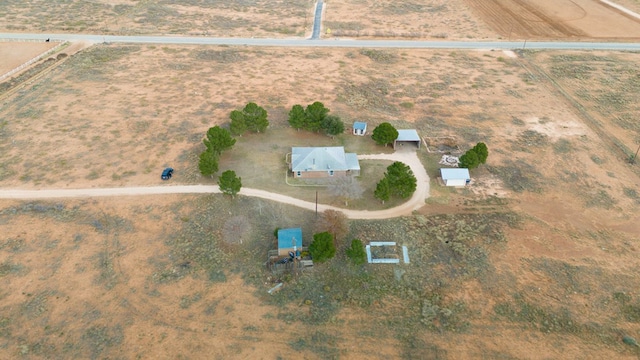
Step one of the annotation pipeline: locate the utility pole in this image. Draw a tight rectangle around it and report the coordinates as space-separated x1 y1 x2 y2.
315 191 318 216
631 143 640 164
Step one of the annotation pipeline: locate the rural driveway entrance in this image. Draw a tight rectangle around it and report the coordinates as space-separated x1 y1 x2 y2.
0 151 430 220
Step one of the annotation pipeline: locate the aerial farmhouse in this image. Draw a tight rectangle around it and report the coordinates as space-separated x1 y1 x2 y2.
290 146 360 178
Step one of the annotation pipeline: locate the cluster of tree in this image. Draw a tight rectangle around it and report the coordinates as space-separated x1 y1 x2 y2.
459 142 489 169
198 125 236 177
310 210 365 265
230 102 269 135
374 161 417 203
371 122 399 147
288 102 344 137
309 233 366 265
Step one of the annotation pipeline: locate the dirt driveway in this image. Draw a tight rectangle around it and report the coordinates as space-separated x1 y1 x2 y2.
0 151 430 220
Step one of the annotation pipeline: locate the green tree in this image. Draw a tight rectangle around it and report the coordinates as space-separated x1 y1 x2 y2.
374 177 391 203
321 115 345 137
243 102 269 133
385 161 417 199
198 150 219 177
346 239 367 265
218 170 242 197
203 126 236 155
288 104 306 130
229 109 247 136
309 231 336 263
473 142 489 164
459 149 480 169
305 101 330 132
371 122 399 147
229 102 269 135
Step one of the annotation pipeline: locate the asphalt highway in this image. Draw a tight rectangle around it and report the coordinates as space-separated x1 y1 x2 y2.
1 32 639 51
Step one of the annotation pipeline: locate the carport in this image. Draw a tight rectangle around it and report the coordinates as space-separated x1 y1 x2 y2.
394 129 421 149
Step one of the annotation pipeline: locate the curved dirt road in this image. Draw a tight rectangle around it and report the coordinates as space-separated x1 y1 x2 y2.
0 151 429 220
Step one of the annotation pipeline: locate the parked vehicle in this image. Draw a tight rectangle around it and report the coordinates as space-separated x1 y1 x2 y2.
161 167 174 180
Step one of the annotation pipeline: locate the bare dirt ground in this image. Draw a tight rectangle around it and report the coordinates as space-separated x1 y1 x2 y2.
2 42 640 358
2 2 640 359
464 0 640 40
323 0 496 40
0 42 58 75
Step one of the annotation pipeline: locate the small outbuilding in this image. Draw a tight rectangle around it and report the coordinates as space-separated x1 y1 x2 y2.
277 228 303 256
353 121 367 136
394 129 421 149
440 168 471 187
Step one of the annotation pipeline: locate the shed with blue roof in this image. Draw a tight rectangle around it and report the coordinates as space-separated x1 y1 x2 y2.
353 121 367 136
277 228 303 256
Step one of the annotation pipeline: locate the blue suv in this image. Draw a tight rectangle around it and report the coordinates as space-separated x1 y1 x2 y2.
161 167 174 180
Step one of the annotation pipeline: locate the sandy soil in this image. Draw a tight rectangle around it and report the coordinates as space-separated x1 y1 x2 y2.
0 42 58 75
1 2 640 359
464 0 640 39
1 43 639 358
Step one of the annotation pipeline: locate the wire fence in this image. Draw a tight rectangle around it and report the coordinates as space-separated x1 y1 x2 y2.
0 40 66 82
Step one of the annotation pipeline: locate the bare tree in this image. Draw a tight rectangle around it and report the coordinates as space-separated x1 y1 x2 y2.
327 176 364 206
223 216 251 245
315 209 348 246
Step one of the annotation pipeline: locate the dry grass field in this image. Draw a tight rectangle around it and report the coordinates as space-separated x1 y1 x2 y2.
0 0 313 38
1 41 640 359
1 1 640 359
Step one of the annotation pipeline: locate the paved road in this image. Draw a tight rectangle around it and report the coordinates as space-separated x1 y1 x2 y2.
0 152 429 220
1 32 640 50
310 0 324 40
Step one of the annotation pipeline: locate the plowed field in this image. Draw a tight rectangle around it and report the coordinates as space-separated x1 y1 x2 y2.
465 0 640 39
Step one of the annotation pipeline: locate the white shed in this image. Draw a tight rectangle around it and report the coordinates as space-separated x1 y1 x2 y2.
440 168 470 187
353 121 367 136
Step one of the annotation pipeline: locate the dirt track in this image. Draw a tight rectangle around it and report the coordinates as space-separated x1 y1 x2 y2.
0 151 430 220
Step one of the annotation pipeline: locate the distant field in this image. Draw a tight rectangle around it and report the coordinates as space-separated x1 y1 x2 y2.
323 0 494 40
0 0 312 37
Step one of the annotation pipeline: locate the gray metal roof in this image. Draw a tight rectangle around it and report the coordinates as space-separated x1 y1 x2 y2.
291 146 360 171
344 153 360 171
291 147 359 172
396 129 421 142
440 168 470 180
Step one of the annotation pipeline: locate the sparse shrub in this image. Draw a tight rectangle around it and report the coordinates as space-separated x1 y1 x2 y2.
346 239 366 265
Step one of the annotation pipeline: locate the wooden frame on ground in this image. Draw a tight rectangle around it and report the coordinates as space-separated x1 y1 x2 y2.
366 241 410 264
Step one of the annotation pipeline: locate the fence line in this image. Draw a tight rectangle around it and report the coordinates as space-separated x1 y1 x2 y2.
0 38 63 43
0 41 67 82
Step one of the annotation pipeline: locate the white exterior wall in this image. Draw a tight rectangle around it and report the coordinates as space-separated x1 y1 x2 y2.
445 179 467 187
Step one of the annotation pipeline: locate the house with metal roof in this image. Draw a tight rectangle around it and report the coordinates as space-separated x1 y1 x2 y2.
440 168 471 187
394 129 422 149
290 146 360 178
277 228 303 256
353 121 367 136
